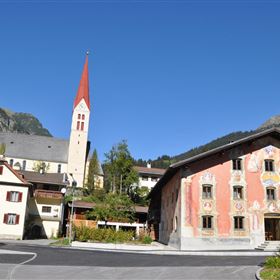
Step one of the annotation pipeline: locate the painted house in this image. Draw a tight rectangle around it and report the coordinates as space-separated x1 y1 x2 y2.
0 160 31 239
148 128 280 250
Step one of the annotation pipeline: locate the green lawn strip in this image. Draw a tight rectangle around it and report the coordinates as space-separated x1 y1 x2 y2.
50 238 70 246
260 268 280 280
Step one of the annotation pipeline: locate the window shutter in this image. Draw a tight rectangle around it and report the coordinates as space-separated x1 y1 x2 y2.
3 214 8 224
6 192 10 201
18 192 23 202
15 215 20 225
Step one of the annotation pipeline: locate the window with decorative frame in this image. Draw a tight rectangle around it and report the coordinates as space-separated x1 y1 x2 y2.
202 215 213 229
202 184 212 199
232 158 242 171
234 216 244 230
266 188 276 200
265 160 274 172
233 186 243 200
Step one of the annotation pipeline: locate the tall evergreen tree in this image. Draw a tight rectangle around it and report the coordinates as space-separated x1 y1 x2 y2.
85 149 101 195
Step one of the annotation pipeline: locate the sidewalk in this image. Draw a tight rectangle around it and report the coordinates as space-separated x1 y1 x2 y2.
71 241 277 256
0 239 55 246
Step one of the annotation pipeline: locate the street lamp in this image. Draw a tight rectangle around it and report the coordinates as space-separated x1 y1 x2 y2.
69 173 77 244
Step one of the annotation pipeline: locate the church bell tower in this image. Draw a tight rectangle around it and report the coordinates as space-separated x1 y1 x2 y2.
67 54 91 187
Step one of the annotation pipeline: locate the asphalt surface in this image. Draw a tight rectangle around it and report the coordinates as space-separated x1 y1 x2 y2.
0 242 266 279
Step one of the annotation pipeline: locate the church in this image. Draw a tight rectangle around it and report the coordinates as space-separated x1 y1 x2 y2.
0 54 91 188
0 55 99 239
149 128 280 250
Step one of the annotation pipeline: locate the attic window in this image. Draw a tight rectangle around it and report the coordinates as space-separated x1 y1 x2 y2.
10 141 14 144
48 146 51 148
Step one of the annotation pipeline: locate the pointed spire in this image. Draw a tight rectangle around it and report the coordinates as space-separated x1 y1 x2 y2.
74 53 90 110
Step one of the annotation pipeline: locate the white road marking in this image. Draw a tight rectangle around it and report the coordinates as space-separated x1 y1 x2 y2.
5 251 37 280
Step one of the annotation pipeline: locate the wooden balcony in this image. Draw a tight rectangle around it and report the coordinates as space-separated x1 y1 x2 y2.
34 189 63 200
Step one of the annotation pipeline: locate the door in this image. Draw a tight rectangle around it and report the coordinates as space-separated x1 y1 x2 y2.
265 218 280 240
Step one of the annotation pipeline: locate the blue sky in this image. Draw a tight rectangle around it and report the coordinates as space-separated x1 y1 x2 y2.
1 0 280 162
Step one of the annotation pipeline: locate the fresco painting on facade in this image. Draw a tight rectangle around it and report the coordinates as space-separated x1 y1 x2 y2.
247 152 260 173
148 129 280 250
184 177 192 226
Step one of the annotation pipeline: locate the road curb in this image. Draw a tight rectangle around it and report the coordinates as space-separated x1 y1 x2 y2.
255 267 263 280
69 245 275 256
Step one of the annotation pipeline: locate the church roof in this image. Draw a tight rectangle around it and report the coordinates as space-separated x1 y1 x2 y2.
74 54 90 110
0 132 69 163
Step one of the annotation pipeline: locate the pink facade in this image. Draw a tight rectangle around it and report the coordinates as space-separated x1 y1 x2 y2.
150 129 280 249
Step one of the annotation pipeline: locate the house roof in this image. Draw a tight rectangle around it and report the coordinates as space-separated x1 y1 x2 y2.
0 160 31 186
20 171 68 186
149 127 280 198
74 55 90 110
134 166 166 176
0 132 69 163
68 200 148 213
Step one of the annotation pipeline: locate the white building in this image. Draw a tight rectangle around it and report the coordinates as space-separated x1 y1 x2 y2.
0 159 31 239
134 164 166 191
0 55 99 239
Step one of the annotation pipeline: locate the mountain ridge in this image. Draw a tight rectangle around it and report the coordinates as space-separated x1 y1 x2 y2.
0 108 52 137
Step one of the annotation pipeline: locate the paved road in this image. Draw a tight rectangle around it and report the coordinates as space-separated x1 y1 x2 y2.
0 243 265 279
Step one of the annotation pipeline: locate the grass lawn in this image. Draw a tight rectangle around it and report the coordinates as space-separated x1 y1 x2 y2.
260 268 280 280
50 238 70 246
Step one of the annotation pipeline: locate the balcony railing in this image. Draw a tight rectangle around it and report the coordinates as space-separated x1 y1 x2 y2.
34 189 63 200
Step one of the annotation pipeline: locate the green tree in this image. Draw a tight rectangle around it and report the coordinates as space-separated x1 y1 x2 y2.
85 149 101 195
86 193 135 223
103 140 138 194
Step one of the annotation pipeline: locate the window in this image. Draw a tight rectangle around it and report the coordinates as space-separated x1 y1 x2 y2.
6 191 22 202
76 121 80 130
174 216 178 232
142 176 148 181
0 166 3 175
82 114 85 120
57 164 61 173
202 215 213 229
9 159 14 167
151 177 158 182
78 114 81 119
232 159 242 170
265 160 274 172
233 186 243 200
81 122 84 131
3 213 19 225
234 216 244 230
267 188 276 200
22 160 26 171
42 206 51 213
202 184 212 199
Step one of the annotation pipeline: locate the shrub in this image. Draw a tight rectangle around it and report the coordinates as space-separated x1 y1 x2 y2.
74 226 134 243
142 235 153 244
264 256 280 269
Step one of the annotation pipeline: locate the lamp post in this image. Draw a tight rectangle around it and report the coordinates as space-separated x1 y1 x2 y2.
69 174 77 244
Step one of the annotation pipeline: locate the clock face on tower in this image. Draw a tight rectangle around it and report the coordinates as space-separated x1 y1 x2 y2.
78 102 85 110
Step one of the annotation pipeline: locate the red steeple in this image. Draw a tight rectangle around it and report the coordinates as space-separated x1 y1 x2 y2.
74 54 90 110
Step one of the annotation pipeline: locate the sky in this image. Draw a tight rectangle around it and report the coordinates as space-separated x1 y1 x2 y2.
1 0 280 162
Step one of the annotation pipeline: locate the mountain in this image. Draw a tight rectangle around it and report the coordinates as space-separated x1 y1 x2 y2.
0 108 52 137
134 115 280 169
